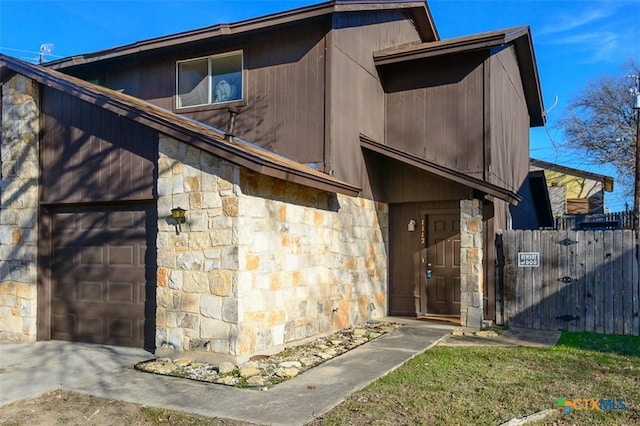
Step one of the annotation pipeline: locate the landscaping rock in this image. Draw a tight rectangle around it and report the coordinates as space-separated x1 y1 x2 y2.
276 368 299 378
239 367 261 378
279 361 302 369
218 362 235 374
135 321 403 389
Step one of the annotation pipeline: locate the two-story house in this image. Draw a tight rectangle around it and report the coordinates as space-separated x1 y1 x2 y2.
0 0 544 360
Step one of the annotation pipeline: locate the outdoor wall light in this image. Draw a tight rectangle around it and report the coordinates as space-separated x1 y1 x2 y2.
171 207 187 234
407 219 416 232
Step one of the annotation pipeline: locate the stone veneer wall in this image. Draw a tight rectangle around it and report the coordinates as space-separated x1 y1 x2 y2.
0 75 40 341
156 135 388 359
460 199 484 329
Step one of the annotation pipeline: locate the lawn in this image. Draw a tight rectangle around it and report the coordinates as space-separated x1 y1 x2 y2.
310 332 640 425
1 331 638 425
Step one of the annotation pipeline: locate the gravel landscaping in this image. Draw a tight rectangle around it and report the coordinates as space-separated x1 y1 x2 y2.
135 321 403 389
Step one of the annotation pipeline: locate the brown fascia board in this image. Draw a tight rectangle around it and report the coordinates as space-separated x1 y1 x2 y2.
530 158 614 192
374 26 545 127
361 135 521 204
0 54 360 197
46 0 436 70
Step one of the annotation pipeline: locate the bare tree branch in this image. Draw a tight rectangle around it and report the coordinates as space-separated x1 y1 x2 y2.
558 60 639 195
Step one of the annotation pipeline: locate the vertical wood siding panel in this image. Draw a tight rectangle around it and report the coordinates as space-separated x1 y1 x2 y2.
603 231 614 334
41 89 156 204
568 232 579 332
594 230 605 333
613 230 624 334
540 230 551 329
574 232 586 332
531 231 542 329
555 230 568 331
78 99 92 201
633 231 640 335
622 230 634 334
584 232 596 332
65 96 80 202
488 47 529 194
89 103 102 197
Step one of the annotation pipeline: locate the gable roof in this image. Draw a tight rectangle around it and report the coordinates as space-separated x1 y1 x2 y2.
373 26 545 127
0 54 359 196
530 158 614 192
46 0 438 70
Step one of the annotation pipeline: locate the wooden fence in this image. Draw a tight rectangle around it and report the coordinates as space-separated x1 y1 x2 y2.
496 230 640 335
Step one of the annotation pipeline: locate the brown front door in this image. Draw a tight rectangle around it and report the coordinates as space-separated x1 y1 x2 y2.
49 204 155 348
426 214 460 315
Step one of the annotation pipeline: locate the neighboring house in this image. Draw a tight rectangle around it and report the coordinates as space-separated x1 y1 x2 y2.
0 0 544 360
530 158 614 216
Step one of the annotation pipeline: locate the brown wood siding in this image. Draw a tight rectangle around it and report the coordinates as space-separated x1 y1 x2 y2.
363 149 472 203
65 20 330 167
382 52 486 181
41 86 157 204
329 11 422 188
487 46 530 195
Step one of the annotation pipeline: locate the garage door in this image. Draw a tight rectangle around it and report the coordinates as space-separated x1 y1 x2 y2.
50 205 155 348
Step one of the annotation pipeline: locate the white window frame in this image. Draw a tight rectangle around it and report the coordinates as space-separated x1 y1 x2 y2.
176 50 243 109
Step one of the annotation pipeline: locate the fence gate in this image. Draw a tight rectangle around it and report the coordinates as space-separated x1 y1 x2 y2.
496 230 640 335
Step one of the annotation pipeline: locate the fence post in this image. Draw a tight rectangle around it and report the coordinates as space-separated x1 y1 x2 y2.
495 231 504 325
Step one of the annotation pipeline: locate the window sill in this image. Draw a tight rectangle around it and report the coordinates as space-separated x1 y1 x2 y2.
174 99 246 114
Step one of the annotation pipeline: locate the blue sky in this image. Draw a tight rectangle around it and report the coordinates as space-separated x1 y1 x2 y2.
1 0 639 210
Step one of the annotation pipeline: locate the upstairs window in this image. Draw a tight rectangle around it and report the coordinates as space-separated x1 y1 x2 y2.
177 51 243 108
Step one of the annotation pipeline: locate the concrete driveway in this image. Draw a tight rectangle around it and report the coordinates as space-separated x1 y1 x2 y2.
0 321 454 425
0 341 152 406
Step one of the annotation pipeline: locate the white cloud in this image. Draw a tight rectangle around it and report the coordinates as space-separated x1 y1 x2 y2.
538 7 615 36
545 31 619 63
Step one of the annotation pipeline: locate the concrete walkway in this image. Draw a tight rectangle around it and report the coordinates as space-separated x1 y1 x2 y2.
0 320 454 425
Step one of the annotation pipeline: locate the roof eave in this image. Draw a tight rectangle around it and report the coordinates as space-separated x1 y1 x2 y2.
47 0 437 69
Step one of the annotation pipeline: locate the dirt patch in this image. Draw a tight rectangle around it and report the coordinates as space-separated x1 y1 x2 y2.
0 389 256 426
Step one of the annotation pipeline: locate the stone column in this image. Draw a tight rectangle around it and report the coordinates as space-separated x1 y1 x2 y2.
460 199 483 329
0 75 40 341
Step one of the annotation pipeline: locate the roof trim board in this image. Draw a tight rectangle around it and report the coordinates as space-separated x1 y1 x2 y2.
374 26 545 127
530 158 614 192
46 0 438 70
0 54 360 197
360 135 521 204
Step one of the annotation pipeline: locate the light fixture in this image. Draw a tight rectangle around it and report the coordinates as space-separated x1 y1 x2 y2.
171 207 186 234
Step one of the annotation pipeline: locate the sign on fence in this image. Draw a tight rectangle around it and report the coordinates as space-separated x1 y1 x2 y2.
517 252 540 267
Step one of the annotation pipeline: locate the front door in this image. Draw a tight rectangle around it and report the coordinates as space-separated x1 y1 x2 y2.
425 214 461 315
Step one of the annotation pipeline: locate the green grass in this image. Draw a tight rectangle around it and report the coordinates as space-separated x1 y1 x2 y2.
556 331 640 357
311 332 640 426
